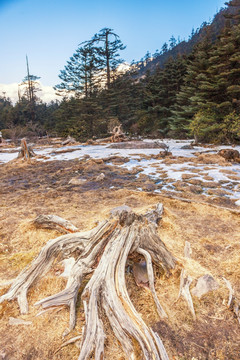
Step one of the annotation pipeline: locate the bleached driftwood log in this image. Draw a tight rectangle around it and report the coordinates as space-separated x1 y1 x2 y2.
0 204 176 360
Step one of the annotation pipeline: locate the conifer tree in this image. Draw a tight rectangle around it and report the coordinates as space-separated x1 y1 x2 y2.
171 1 240 143
188 1 240 142
169 35 177 49
170 31 213 138
91 28 126 89
161 42 168 54
97 70 143 131
0 96 13 129
200 3 239 105
55 42 99 97
138 56 187 136
224 0 240 23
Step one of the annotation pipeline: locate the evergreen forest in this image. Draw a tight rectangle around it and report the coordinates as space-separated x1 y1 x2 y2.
0 0 240 144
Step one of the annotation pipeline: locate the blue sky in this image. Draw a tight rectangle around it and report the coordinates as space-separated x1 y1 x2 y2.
0 0 227 89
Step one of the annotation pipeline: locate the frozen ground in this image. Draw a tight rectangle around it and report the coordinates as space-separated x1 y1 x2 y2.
1 139 239 204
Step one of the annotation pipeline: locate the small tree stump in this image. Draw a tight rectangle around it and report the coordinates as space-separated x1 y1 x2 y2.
17 138 35 161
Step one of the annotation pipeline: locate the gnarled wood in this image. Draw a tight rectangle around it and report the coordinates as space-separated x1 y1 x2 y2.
223 277 240 325
137 247 167 319
110 124 126 142
176 241 196 320
32 214 79 233
0 203 177 359
17 138 35 162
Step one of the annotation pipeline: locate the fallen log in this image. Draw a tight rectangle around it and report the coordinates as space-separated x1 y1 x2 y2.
108 140 168 149
93 126 129 144
0 204 177 359
62 135 77 145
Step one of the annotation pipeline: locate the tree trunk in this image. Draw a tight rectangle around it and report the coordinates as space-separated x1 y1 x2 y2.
106 31 110 89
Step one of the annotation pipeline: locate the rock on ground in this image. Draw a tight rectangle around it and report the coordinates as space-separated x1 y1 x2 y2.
192 274 219 298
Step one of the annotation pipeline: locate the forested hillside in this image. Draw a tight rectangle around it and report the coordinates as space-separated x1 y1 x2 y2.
137 1 238 75
0 0 239 143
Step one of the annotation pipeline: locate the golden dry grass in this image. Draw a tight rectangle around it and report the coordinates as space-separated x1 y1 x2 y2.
0 159 239 359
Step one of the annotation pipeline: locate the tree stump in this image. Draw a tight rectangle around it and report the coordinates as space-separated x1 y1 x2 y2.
111 124 126 142
17 138 36 161
0 204 177 359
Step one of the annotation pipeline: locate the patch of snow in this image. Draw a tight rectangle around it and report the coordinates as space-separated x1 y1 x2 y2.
1 139 240 203
235 199 240 206
0 151 18 163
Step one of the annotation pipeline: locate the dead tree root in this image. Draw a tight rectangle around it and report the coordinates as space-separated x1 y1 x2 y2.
0 204 177 360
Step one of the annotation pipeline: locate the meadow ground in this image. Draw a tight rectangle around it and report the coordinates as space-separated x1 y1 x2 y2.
0 157 239 360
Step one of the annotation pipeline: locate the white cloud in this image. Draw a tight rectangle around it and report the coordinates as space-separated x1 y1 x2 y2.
0 83 19 103
37 84 61 104
0 82 60 104
0 65 131 104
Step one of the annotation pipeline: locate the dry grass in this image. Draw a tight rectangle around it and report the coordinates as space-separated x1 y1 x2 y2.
0 159 240 359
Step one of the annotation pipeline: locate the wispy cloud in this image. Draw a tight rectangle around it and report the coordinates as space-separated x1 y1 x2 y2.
0 82 60 104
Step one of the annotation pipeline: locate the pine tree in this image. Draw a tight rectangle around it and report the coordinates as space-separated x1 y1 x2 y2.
169 35 177 50
55 42 99 97
95 66 144 133
170 32 213 138
171 0 240 143
224 0 240 23
161 42 168 54
170 1 239 142
91 28 126 89
0 96 13 129
138 56 187 136
189 1 240 142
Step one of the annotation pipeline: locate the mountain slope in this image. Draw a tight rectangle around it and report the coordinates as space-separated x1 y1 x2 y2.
138 4 239 75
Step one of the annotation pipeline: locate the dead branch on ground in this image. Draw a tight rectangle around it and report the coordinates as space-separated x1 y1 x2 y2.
223 277 240 325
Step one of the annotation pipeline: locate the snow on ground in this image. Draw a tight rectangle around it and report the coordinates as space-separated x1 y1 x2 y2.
0 150 19 163
1 139 239 204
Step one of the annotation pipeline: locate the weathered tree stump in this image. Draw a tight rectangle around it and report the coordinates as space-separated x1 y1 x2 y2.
111 124 126 142
0 204 177 360
17 138 35 161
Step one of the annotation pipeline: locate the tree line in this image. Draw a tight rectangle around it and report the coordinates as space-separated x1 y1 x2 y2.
0 0 239 143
